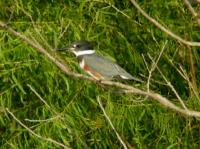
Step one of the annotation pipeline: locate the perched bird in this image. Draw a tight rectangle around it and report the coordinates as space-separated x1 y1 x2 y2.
56 40 142 82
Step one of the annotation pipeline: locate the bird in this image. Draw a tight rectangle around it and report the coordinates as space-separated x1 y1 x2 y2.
56 40 142 82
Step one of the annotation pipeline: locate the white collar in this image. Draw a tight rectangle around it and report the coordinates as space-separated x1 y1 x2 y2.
73 50 95 56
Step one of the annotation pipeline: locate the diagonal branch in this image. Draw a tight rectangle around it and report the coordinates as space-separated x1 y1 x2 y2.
97 96 128 149
129 0 200 46
183 0 200 27
6 108 70 149
1 21 200 118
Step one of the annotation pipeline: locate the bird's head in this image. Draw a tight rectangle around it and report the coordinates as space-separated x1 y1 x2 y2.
56 40 95 57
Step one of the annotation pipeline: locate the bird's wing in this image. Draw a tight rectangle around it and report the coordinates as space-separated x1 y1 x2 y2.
84 55 120 78
113 64 143 82
84 54 142 82
113 64 134 79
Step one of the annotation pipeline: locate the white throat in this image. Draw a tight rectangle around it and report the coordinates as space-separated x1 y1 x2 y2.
73 50 95 56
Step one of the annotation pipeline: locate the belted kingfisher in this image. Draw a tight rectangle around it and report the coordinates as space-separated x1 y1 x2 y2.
56 40 142 82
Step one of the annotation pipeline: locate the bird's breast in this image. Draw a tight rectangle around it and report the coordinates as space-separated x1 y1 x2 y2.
79 59 103 80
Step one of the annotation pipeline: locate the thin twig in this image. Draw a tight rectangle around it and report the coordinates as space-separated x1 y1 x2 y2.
142 54 150 72
93 0 142 26
6 108 70 149
166 58 200 101
97 96 128 149
0 20 94 81
27 84 51 108
147 41 168 92
183 0 200 26
25 115 60 122
147 54 188 110
18 4 53 50
187 45 198 97
129 0 200 46
58 20 72 41
179 65 200 101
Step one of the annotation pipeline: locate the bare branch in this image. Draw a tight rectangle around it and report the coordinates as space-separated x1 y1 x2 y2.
27 84 51 108
183 0 200 26
101 80 200 117
166 58 200 101
0 21 96 81
6 108 70 149
147 41 168 92
25 115 61 123
148 54 188 110
129 0 200 46
97 96 128 149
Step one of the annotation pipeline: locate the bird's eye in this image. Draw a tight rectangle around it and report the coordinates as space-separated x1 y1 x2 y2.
76 44 80 48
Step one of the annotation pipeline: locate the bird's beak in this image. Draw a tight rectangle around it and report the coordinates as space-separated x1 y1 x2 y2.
54 44 75 52
54 47 68 51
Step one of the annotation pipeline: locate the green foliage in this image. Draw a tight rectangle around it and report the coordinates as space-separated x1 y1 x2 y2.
1 0 200 148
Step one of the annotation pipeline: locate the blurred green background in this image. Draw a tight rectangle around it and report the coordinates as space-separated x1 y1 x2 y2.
0 0 200 148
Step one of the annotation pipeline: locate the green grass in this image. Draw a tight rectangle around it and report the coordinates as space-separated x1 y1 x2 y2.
1 0 200 148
